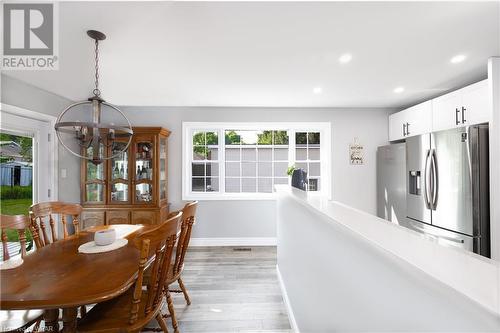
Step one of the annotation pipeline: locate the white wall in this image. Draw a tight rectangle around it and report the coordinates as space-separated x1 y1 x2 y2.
2 75 391 239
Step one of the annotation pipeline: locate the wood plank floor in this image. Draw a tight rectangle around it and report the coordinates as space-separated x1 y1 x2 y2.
147 246 292 333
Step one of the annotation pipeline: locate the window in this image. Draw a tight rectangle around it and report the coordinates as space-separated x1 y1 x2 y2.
183 122 331 200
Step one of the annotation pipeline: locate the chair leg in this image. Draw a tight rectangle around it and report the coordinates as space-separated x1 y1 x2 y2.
166 291 179 333
32 319 41 333
177 278 191 306
80 305 87 317
155 313 169 333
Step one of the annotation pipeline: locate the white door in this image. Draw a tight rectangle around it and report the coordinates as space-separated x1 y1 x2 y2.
432 90 462 132
462 80 490 126
0 106 56 204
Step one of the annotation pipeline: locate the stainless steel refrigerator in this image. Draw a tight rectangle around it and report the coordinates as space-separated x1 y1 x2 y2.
405 124 490 257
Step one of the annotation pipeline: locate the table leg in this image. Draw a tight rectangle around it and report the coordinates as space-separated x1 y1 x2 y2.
62 307 78 333
43 309 59 332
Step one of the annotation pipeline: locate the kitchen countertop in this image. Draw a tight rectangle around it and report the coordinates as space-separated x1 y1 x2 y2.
275 185 500 316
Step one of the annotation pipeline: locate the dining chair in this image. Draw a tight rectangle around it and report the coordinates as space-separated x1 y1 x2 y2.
29 201 82 248
77 211 183 333
163 201 198 333
0 214 43 333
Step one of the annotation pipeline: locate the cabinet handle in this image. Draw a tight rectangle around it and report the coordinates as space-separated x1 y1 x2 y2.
406 122 410 136
455 108 460 125
461 106 466 123
402 123 406 136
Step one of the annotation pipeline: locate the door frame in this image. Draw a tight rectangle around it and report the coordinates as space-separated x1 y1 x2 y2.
0 103 58 202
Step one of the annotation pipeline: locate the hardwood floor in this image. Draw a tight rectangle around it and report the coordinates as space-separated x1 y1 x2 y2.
148 246 292 333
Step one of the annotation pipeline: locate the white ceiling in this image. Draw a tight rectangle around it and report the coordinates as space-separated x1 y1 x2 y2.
5 1 500 108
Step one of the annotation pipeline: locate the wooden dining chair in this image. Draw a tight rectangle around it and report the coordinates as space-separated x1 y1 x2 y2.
163 201 198 333
77 211 183 333
0 214 43 333
29 201 82 248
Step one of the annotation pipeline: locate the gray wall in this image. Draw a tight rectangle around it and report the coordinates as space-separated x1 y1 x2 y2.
2 75 391 239
1 74 80 203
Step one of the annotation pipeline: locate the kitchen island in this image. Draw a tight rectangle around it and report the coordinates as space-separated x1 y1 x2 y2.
276 185 500 332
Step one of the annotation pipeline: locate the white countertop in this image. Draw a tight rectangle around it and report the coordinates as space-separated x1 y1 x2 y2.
275 185 500 316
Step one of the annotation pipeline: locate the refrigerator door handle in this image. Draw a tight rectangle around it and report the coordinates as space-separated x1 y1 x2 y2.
424 149 432 209
430 149 439 210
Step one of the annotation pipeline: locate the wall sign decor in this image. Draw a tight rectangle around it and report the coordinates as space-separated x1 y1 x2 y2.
349 137 364 165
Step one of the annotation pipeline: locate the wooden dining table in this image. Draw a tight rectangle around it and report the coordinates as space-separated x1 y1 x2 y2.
0 224 154 332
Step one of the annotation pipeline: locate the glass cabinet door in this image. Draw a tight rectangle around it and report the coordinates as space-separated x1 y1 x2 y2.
110 141 130 203
84 145 105 203
134 139 154 204
159 137 167 200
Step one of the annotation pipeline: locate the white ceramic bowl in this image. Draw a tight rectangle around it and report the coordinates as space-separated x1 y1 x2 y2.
94 229 116 246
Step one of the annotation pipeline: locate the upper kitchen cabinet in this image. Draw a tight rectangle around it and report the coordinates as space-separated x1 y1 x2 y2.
432 80 489 132
389 100 432 141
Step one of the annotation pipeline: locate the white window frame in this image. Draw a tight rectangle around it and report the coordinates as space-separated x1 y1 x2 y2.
182 122 331 200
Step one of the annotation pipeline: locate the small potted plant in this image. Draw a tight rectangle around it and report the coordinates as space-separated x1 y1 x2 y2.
287 165 297 177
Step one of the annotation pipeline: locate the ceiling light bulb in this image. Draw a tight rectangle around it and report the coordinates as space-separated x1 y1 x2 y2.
450 54 466 64
393 87 405 94
339 53 352 64
313 86 323 94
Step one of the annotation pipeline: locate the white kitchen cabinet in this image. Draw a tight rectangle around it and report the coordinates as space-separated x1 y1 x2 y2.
432 80 489 132
389 100 432 141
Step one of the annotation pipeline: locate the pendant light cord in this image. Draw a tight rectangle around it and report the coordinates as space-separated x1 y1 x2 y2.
93 39 101 97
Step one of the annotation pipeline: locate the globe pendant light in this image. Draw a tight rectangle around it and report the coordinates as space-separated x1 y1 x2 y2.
55 30 133 165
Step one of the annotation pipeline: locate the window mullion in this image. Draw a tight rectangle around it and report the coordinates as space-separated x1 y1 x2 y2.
219 128 225 195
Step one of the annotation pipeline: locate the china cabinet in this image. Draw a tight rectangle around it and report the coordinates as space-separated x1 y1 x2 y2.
80 127 170 228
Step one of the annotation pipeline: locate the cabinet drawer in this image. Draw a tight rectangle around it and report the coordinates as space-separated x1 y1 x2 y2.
81 211 105 230
131 210 156 225
106 210 130 225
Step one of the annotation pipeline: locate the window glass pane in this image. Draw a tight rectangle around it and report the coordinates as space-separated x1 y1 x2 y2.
308 147 320 160
273 131 289 145
308 132 320 145
274 178 288 185
257 148 272 161
296 132 307 145
206 163 219 177
192 163 205 177
257 131 273 145
206 132 218 145
207 147 218 160
192 178 205 192
296 162 307 173
258 162 272 177
295 148 307 160
239 131 258 145
193 146 207 160
309 162 321 177
192 131 206 145
258 178 273 193
225 162 240 177
225 130 241 145
274 162 288 177
225 148 240 161
242 148 256 161
242 162 256 177
111 183 128 202
225 178 240 192
206 177 219 192
273 148 288 160
86 183 103 202
242 178 257 192
135 183 152 202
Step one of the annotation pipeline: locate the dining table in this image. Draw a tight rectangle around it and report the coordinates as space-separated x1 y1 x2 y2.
0 224 154 332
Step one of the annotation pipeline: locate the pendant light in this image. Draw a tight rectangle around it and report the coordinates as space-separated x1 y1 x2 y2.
55 30 133 165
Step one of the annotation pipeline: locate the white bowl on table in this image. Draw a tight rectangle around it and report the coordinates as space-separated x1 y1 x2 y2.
94 229 116 246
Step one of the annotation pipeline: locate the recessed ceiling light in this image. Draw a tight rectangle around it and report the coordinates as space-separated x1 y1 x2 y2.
393 87 405 94
450 54 466 64
313 86 323 94
339 53 352 64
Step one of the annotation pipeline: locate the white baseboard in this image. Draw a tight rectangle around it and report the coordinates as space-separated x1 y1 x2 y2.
276 265 299 333
189 237 277 247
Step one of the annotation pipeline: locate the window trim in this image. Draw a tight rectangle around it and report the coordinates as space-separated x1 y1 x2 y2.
182 122 331 200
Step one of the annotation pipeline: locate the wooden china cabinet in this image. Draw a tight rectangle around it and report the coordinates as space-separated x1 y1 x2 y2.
80 127 170 229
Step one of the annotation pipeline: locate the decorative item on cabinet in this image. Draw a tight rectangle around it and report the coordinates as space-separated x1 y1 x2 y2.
80 127 170 228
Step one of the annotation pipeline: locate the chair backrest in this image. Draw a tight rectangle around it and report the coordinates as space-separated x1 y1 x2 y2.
0 214 31 260
129 211 183 325
29 201 83 248
173 201 198 275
